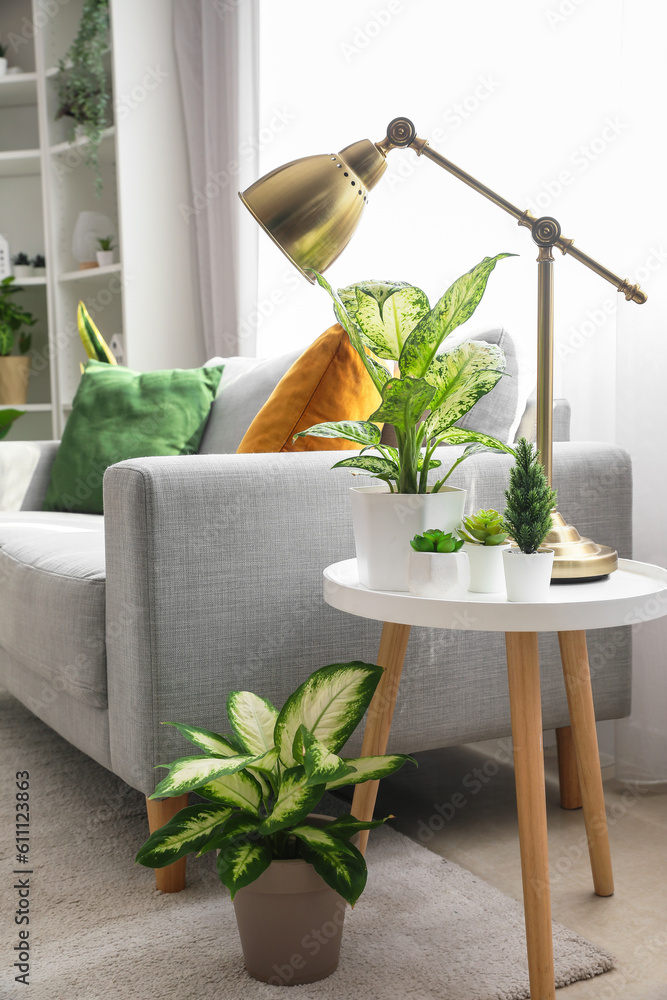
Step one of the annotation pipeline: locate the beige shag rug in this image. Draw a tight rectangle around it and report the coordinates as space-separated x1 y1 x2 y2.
0 690 613 999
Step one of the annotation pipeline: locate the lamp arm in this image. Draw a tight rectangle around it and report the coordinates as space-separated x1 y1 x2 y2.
377 117 647 305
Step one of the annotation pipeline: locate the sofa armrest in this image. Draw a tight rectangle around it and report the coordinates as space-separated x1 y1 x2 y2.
103 443 631 795
0 440 59 511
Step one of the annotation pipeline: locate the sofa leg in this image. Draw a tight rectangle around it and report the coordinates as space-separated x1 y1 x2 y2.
555 726 583 809
145 794 189 892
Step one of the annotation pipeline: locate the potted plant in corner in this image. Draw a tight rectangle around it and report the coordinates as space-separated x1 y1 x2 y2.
96 235 115 267
0 277 36 406
295 254 517 590
460 508 511 593
135 660 414 986
501 438 558 602
407 529 465 598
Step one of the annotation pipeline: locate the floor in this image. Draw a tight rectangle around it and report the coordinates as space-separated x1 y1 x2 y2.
376 740 667 999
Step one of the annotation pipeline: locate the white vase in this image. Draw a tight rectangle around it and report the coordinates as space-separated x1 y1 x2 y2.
96 250 114 267
0 59 7 77
502 547 554 602
350 485 466 591
407 550 465 599
13 265 32 279
464 541 511 594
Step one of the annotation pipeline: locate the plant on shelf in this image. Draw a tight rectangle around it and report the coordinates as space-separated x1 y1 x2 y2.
12 253 33 278
459 509 509 546
410 529 463 553
295 254 517 494
96 235 115 267
501 438 558 601
0 278 36 406
96 235 115 252
32 254 46 274
55 0 110 195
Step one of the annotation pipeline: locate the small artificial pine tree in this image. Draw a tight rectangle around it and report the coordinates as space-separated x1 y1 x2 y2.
502 438 557 554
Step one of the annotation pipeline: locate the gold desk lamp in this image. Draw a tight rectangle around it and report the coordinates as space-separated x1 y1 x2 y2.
240 117 647 580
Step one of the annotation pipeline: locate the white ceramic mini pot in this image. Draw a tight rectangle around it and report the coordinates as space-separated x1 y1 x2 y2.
0 58 7 77
502 547 554 602
96 250 114 267
407 550 465 599
464 541 511 594
12 265 32 279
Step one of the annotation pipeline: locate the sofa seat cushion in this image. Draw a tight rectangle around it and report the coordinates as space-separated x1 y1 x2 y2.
0 512 107 708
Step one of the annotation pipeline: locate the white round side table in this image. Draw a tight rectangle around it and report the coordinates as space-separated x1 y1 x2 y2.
323 557 667 1000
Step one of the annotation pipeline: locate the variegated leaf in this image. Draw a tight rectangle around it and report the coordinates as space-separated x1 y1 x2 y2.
307 269 391 392
216 839 272 900
197 811 261 856
399 253 516 377
338 282 430 360
321 813 391 840
430 427 516 453
258 766 325 835
294 420 381 448
163 722 240 758
196 770 263 816
246 767 272 801
226 691 278 755
248 746 280 779
135 803 230 868
274 662 383 767
369 377 435 433
421 341 507 437
291 824 367 906
325 754 415 790
295 725 357 785
331 456 399 482
152 754 257 798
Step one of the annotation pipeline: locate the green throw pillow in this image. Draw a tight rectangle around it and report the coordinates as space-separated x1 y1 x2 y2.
43 360 224 514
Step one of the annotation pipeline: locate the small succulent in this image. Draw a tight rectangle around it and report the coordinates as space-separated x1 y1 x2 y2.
32 254 46 269
97 235 115 252
459 509 509 546
410 529 464 553
12 252 31 266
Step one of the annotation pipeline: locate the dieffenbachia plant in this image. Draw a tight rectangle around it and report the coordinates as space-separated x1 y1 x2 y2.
135 662 414 906
295 254 517 493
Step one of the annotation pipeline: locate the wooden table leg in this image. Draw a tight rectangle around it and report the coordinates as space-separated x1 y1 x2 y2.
555 726 583 809
351 621 411 855
505 632 555 1000
558 630 614 897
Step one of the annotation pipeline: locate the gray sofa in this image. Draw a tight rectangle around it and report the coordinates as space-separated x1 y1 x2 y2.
0 340 632 890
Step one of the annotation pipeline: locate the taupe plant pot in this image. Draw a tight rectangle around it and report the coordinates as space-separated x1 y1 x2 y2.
232 816 347 986
0 356 31 405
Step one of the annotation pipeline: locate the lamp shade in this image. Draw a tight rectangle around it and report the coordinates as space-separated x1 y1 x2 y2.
239 139 387 281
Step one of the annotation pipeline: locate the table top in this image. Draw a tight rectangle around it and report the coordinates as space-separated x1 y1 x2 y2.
323 558 667 632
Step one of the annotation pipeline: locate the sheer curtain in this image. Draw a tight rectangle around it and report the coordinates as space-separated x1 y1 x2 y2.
173 0 259 357
614 0 667 786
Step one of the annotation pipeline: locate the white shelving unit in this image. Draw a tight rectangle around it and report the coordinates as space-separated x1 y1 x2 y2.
0 0 202 441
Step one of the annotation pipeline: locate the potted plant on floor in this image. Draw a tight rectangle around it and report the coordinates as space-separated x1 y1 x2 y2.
460 508 510 593
501 438 558 601
295 254 517 590
407 529 465 598
12 253 33 279
96 235 115 267
0 278 36 406
136 660 414 986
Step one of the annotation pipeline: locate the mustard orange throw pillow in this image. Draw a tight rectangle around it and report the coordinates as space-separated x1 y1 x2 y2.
237 324 382 453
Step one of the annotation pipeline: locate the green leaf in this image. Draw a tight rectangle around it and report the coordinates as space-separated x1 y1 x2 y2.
421 341 507 436
337 282 430 360
226 690 278 755
431 428 516 454
247 746 280 779
294 420 381 448
325 754 415 790
274 661 383 767
307 270 391 392
295 726 357 785
399 253 516 377
0 408 24 440
197 811 261 856
369 377 434 433
163 722 240 758
291 825 367 906
258 766 325 835
331 455 399 482
216 839 272 900
196 770 263 816
320 813 391 840
135 803 231 868
152 754 258 798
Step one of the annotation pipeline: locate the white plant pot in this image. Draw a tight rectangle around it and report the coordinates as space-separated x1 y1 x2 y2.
350 484 466 592
32 267 46 277
0 59 7 77
502 547 554 602
407 550 465 599
464 541 511 594
13 266 32 279
96 250 114 267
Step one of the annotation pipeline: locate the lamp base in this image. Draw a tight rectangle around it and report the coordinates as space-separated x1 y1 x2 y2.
545 511 618 581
